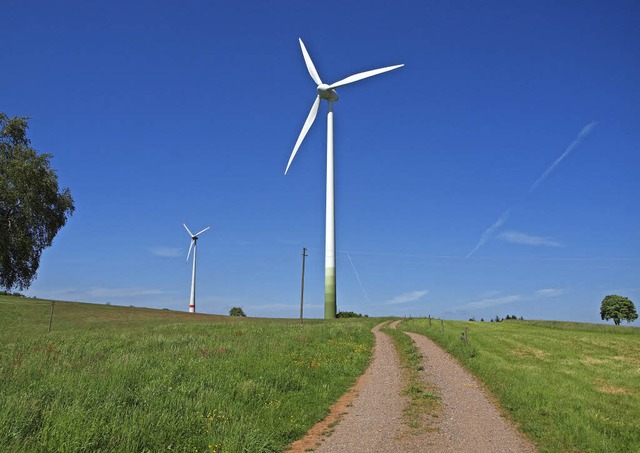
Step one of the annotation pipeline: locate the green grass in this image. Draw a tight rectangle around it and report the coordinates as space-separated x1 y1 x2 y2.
0 296 380 452
399 318 640 452
381 324 440 432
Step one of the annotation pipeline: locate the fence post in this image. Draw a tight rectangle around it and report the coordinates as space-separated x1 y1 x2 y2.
462 327 468 345
441 319 444 334
48 301 55 333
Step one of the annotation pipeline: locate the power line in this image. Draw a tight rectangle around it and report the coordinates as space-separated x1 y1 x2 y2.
300 246 639 263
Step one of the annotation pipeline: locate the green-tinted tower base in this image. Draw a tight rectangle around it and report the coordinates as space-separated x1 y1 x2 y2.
324 267 336 319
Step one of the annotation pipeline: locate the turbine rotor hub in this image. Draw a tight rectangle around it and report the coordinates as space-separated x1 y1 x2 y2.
317 84 338 101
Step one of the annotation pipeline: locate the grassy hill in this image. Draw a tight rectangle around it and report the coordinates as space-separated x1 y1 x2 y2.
4 295 639 452
0 295 379 452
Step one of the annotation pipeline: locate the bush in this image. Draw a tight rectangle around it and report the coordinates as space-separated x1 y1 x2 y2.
0 291 25 297
336 311 367 318
229 307 247 317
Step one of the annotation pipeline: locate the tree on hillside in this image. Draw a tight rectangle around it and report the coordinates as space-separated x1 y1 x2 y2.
229 307 246 317
336 311 368 318
0 113 75 291
600 295 637 325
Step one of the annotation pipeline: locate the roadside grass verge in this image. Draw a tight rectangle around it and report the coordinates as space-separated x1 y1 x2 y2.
399 318 640 452
0 296 379 452
382 323 441 432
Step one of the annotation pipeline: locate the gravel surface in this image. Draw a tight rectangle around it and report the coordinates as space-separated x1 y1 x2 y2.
289 321 537 452
405 331 537 453
313 321 407 452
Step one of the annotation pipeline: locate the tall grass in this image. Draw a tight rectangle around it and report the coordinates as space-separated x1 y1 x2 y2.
399 318 640 452
0 296 379 452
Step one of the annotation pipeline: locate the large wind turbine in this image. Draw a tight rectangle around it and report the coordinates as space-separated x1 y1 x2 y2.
285 38 403 319
183 224 210 313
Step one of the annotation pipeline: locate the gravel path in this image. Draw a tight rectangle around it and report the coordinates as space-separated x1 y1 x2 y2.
288 321 537 452
406 331 537 452
313 320 407 452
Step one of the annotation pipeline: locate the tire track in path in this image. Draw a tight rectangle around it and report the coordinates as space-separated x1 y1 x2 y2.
286 321 407 452
312 320 406 452
405 330 537 452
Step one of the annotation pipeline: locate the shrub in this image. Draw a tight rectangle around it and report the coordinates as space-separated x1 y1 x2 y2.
229 307 247 317
336 311 367 318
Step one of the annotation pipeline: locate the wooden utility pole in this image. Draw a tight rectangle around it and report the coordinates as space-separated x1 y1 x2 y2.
299 247 307 324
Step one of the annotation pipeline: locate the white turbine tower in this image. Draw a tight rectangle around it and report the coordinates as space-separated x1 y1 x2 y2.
285 38 403 319
183 224 210 313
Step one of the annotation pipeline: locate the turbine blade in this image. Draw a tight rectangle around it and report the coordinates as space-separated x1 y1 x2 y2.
183 223 194 237
299 38 323 85
285 95 320 175
328 64 404 90
186 239 195 262
195 226 211 237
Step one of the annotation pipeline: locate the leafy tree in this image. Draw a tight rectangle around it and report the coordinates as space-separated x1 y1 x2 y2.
336 311 367 318
229 307 246 317
0 113 74 290
600 295 637 325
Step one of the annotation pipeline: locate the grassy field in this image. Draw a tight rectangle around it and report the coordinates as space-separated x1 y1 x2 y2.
399 318 640 452
0 296 380 452
6 295 638 452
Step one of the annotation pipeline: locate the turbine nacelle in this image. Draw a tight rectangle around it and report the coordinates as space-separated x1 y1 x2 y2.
317 84 339 102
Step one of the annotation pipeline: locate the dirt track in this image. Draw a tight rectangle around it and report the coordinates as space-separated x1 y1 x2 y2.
286 320 537 452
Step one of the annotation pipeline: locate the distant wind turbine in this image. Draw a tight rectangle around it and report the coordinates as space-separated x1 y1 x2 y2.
183 224 210 313
285 38 403 319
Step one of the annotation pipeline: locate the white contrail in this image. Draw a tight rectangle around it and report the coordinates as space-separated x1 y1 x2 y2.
467 121 597 257
466 209 510 258
498 230 561 247
346 252 370 303
383 290 429 305
529 121 597 193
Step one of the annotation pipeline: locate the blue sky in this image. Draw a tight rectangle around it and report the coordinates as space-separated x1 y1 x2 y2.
3 0 638 322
